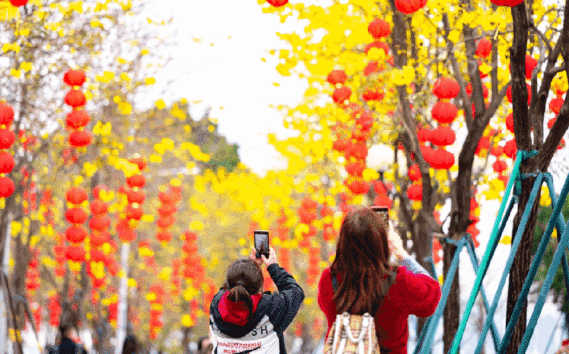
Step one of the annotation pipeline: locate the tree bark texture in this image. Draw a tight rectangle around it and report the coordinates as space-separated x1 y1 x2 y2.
443 242 460 354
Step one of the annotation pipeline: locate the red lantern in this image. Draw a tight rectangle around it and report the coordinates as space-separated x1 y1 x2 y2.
0 103 14 125
431 101 458 124
64 90 87 108
90 200 108 215
394 0 427 14
65 226 88 244
126 190 146 204
66 110 90 129
347 179 370 195
66 187 88 205
92 185 109 200
65 208 88 224
417 128 432 143
125 204 143 221
548 118 556 129
345 161 365 177
506 113 514 133
344 143 368 160
493 160 508 173
364 61 381 76
90 231 110 247
332 87 352 104
156 215 176 229
0 129 15 149
267 0 288 7
158 204 177 217
476 38 492 58
374 195 392 208
156 230 173 243
362 88 385 102
89 216 111 232
126 174 146 188
407 184 423 201
63 69 86 87
490 0 524 7
427 148 455 169
0 152 15 174
408 164 421 182
430 125 456 146
69 130 93 147
327 70 347 85
368 19 391 39
504 139 517 159
118 225 136 243
491 146 504 157
9 0 28 6
433 77 460 99
550 98 564 114
65 245 86 262
333 139 349 152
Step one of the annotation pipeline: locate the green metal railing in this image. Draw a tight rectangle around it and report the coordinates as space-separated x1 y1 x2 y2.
413 150 569 353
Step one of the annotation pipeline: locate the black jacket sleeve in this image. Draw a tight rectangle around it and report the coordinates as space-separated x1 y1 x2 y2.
264 263 305 333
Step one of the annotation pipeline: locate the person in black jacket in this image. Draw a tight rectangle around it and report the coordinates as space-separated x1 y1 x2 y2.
209 247 305 354
58 324 88 354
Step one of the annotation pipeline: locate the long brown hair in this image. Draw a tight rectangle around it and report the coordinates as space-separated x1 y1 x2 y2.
222 259 264 320
330 207 398 314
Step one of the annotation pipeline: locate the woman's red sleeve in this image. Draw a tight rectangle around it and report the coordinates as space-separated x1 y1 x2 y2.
317 268 338 332
401 270 442 318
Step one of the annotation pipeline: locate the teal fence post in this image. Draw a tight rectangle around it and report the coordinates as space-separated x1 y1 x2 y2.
448 151 528 354
454 171 543 353
517 212 569 353
544 174 569 293
419 237 467 354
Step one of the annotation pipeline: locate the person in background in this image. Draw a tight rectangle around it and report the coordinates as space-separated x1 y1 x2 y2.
209 247 305 353
197 336 212 354
121 334 140 354
317 207 441 354
58 324 88 354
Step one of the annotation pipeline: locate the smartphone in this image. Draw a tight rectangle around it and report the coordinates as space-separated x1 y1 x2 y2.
254 230 270 259
371 206 389 226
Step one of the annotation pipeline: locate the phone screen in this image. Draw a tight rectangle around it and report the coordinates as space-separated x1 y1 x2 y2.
371 206 389 227
254 231 270 258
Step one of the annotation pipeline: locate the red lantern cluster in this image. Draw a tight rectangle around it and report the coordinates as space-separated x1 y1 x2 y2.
25 248 40 292
296 198 319 249
341 107 373 196
0 102 15 200
148 282 166 340
48 294 61 327
65 186 89 265
63 69 92 148
307 246 321 286
181 231 206 286
118 158 147 243
155 183 182 245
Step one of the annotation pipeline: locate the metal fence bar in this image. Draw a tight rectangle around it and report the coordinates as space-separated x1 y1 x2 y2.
457 172 544 353
448 150 527 354
494 170 569 353
464 236 501 352
544 174 569 294
419 237 468 354
517 205 569 353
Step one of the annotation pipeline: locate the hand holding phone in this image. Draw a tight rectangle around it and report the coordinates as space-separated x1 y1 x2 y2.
254 230 270 259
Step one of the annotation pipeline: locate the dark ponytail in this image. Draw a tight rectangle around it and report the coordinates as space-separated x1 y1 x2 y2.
223 259 264 321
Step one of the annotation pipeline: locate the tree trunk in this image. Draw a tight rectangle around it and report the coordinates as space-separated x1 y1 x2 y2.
505 176 540 354
443 242 460 354
182 326 192 354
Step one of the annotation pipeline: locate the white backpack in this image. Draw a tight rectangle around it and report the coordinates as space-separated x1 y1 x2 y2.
323 312 380 354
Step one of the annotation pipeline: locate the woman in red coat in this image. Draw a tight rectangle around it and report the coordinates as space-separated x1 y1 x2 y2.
317 207 441 354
